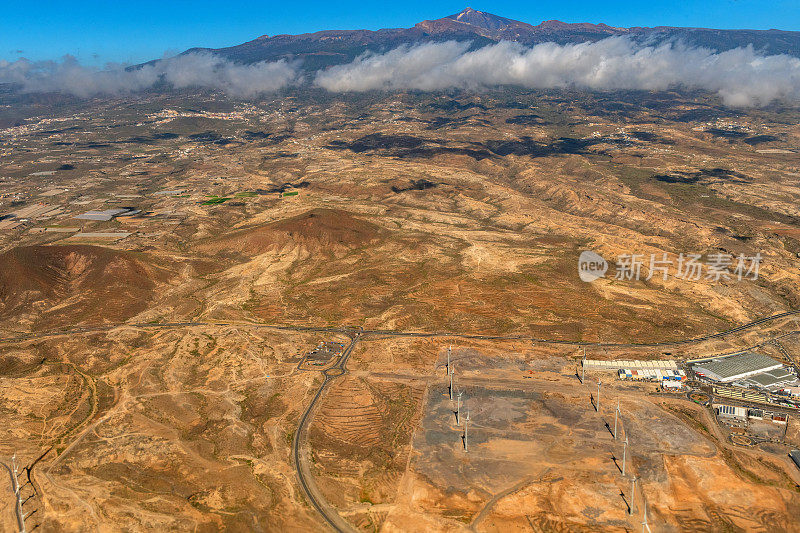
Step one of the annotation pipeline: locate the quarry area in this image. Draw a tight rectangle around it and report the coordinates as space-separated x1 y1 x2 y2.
1 88 800 531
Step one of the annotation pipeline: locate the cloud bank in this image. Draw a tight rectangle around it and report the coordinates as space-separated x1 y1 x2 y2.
0 52 298 98
2 38 799 106
315 38 800 107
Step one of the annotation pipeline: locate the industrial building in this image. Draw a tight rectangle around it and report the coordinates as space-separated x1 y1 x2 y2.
692 352 786 383
738 366 798 391
584 359 678 371
746 408 787 423
617 368 686 382
715 404 747 421
713 385 800 411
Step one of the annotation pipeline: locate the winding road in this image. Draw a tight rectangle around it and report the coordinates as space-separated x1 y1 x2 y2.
291 332 360 533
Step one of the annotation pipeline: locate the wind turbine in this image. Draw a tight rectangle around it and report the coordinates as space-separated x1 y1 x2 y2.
622 436 628 476
447 345 451 375
597 379 602 412
642 503 651 533
582 347 586 383
12 453 26 533
449 362 454 400
464 409 470 452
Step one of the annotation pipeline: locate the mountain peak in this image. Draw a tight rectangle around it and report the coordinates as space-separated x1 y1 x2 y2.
443 7 523 31
179 9 800 70
449 7 481 20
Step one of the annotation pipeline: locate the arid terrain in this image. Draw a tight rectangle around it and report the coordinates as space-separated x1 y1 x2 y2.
1 87 800 531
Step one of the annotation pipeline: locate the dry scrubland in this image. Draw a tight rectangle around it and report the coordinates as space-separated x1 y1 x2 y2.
0 89 799 530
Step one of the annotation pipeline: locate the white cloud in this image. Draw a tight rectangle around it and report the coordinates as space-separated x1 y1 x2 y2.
3 39 799 106
0 52 299 98
315 38 800 107
158 53 298 97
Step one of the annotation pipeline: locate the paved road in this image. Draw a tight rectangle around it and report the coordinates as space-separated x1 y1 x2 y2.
470 475 533 531
546 309 800 348
291 333 360 533
2 307 798 347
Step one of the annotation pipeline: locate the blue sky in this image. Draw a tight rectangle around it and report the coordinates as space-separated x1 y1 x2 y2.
2 0 799 65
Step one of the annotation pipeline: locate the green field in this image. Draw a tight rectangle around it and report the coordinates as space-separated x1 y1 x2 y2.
201 195 230 205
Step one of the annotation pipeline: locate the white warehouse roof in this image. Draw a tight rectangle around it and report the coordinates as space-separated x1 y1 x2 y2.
583 359 677 370
715 404 747 418
693 352 783 383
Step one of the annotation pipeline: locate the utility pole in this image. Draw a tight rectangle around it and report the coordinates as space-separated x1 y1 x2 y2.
630 477 637 515
614 400 620 440
622 436 628 476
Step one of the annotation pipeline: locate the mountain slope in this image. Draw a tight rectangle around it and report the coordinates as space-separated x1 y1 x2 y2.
179 8 800 69
0 245 170 328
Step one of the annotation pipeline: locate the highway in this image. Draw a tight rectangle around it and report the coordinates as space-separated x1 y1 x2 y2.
1 306 798 348
291 332 360 533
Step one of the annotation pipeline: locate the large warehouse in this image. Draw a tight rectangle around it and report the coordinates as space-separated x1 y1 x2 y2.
692 351 785 383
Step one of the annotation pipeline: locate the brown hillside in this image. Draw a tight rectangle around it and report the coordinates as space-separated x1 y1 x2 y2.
314 376 384 448
0 245 168 327
202 208 383 256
